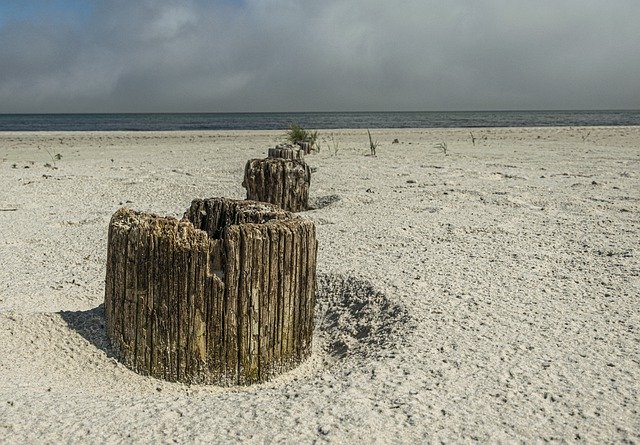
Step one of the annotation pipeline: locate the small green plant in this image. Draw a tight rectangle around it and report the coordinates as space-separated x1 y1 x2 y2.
328 133 339 156
39 146 61 168
434 142 448 156
367 129 378 156
286 123 318 147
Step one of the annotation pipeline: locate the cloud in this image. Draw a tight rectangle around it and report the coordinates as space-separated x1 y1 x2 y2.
1 0 639 112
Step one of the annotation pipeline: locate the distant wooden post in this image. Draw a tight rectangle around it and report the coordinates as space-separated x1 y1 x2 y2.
104 198 317 386
268 144 303 160
295 141 312 155
242 147 311 212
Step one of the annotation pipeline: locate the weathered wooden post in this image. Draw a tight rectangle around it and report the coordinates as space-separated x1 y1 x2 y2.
268 143 304 160
295 141 312 155
104 198 317 385
242 144 311 212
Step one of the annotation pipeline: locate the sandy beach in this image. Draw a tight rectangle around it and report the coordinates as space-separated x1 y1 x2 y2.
0 126 638 443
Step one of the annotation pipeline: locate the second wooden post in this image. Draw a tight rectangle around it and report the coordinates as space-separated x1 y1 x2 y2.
242 144 311 212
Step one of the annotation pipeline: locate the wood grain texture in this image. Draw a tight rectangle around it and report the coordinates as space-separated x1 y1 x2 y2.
104 198 317 385
268 144 303 160
242 158 311 212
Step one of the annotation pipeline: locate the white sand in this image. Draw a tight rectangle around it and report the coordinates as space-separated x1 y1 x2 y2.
0 127 638 443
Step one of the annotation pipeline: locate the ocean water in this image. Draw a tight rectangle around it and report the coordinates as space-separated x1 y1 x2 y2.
0 110 639 132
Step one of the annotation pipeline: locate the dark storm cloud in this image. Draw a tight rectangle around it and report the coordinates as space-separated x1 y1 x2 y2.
1 0 639 112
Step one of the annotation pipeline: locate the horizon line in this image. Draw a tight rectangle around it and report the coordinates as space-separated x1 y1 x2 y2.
1 108 639 116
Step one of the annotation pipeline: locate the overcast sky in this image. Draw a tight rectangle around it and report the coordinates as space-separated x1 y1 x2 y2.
1 0 639 113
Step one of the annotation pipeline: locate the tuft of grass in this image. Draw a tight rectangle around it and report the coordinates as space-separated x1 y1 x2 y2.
286 123 318 146
39 146 61 168
434 142 448 156
328 133 339 156
367 129 378 156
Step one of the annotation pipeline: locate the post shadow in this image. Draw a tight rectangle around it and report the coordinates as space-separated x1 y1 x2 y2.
59 303 118 360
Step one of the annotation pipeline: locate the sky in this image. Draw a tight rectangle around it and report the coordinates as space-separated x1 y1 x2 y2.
0 0 639 113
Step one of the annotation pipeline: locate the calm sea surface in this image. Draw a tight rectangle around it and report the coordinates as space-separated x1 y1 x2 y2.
0 110 639 132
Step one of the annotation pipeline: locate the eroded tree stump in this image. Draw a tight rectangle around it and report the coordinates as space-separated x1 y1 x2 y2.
242 157 311 212
104 198 317 385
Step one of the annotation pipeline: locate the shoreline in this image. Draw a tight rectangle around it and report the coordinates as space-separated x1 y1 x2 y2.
1 123 639 132
1 109 639 132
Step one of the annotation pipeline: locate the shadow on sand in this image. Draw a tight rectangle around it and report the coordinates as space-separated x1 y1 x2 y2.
315 273 411 359
59 274 410 367
59 304 117 359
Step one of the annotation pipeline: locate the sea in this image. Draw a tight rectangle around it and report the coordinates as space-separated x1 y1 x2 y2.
0 110 639 132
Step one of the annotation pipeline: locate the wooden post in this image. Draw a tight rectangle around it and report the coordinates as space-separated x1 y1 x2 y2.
295 141 312 155
104 198 317 385
268 144 304 160
242 155 311 213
